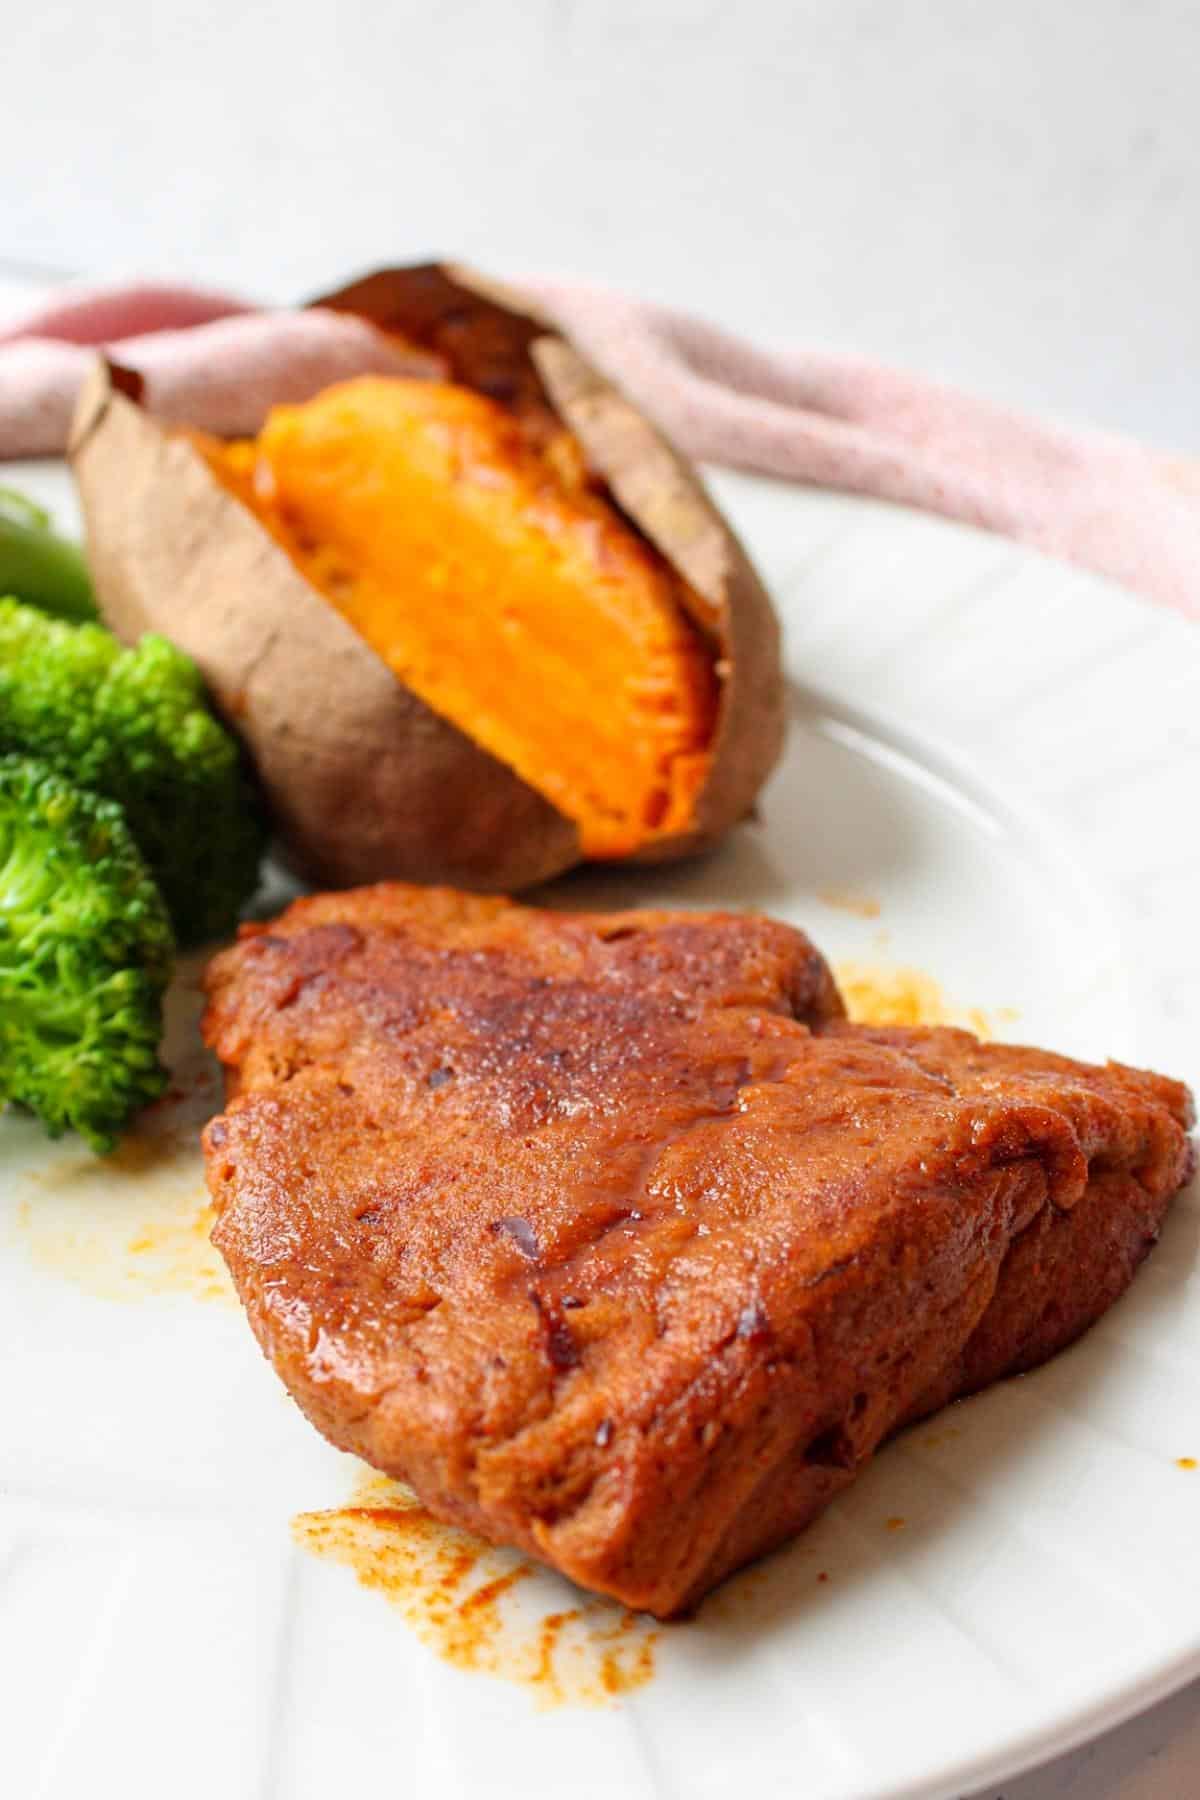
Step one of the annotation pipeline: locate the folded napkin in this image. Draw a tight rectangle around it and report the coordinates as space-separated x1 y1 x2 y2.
1 278 1194 619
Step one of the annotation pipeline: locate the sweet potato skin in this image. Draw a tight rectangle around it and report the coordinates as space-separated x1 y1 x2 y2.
531 335 785 862
235 376 720 856
70 362 579 891
317 266 788 863
69 263 786 892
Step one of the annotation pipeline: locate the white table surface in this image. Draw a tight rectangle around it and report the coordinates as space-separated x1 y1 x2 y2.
3 5 1198 1785
4 0 1200 451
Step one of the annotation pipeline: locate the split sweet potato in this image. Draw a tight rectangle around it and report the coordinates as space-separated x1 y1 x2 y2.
69 263 785 892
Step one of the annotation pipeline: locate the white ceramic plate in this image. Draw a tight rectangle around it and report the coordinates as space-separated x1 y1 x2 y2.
1 460 1197 1800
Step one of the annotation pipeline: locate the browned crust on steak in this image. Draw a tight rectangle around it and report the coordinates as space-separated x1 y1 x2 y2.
202 886 1195 1616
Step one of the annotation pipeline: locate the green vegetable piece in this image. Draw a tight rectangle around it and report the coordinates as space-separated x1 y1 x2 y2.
0 598 266 946
0 489 49 528
0 487 97 623
0 755 174 1153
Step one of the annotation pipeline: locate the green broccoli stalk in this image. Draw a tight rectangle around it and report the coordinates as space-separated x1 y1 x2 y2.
0 598 265 946
0 756 173 1152
0 488 97 623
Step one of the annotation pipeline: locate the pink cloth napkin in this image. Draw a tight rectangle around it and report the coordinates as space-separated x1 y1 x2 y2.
2 279 1195 619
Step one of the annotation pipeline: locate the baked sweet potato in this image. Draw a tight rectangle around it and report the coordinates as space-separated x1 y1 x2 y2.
69 263 784 892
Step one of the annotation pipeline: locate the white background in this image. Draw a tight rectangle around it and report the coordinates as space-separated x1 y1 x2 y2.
3 3 1199 1795
3 0 1199 448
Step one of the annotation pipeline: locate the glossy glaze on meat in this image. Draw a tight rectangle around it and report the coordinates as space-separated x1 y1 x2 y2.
202 886 1194 1616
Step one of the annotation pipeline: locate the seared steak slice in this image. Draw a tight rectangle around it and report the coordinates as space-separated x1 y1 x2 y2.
203 887 1194 1616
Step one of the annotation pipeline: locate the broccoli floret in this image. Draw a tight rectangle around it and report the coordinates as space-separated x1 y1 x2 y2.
0 598 265 945
0 755 173 1152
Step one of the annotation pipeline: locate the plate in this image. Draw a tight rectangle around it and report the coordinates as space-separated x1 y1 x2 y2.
1 458 1197 1800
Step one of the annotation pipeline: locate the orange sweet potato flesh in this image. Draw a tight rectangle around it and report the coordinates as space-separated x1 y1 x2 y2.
204 376 719 857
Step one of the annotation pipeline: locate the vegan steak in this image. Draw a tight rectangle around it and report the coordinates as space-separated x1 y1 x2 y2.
202 886 1194 1617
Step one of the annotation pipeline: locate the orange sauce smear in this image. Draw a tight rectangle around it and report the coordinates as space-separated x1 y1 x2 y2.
10 964 234 1305
14 1148 232 1306
920 1424 964 1450
817 887 882 920
835 961 1015 1038
293 1471 659 1706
